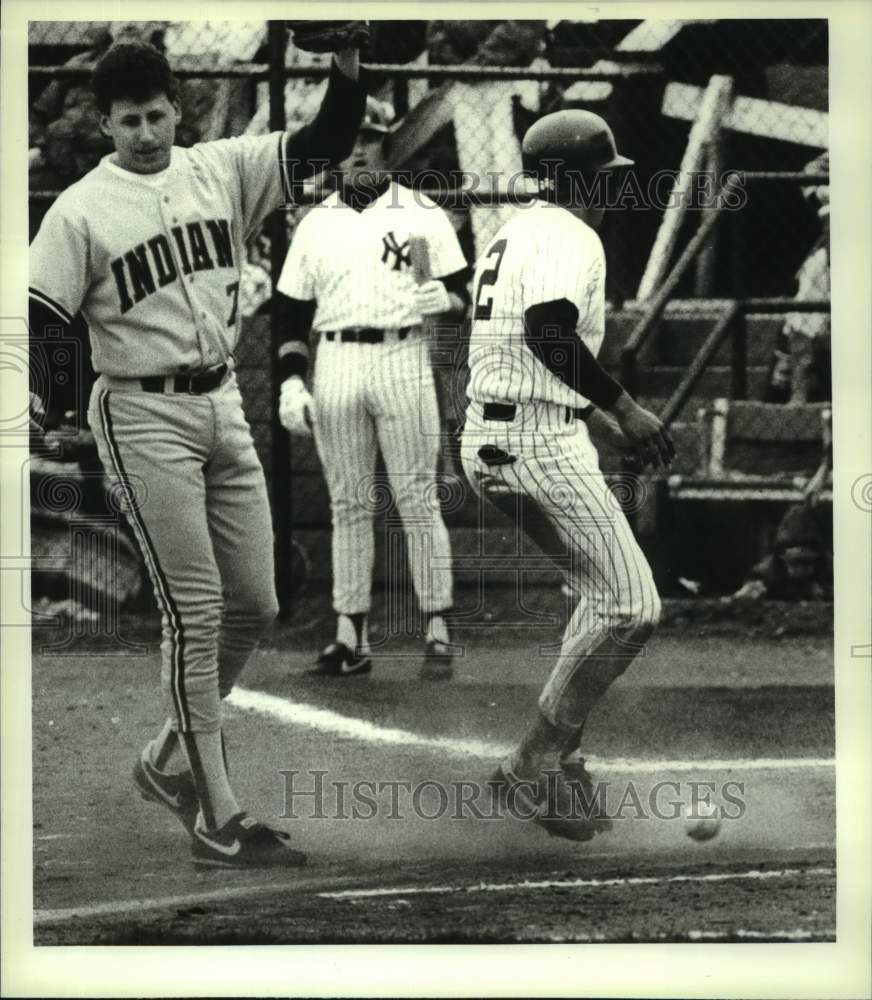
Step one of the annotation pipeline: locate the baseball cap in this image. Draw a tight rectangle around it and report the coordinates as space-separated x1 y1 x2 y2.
360 97 395 135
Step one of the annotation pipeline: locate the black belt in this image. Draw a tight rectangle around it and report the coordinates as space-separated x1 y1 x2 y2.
140 363 229 395
482 402 595 423
323 327 411 344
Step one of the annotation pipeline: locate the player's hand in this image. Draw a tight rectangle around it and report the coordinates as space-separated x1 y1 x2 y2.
278 377 316 437
586 407 630 450
586 408 646 470
608 392 675 470
412 279 452 316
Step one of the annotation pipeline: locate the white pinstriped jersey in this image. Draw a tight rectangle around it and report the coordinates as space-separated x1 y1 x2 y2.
29 134 291 377
466 200 606 408
276 182 467 328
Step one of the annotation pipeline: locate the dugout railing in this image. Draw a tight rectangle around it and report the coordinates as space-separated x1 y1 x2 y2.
620 171 830 406
614 169 830 505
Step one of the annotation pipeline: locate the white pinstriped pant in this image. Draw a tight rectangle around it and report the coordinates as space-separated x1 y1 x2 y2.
460 400 661 725
312 333 453 616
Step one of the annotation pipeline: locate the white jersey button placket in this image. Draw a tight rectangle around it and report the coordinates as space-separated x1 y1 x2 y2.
160 187 207 367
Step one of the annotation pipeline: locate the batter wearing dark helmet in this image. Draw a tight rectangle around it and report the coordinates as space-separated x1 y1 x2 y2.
461 110 675 841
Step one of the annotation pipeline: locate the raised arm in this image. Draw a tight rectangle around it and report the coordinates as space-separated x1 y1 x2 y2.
284 52 368 181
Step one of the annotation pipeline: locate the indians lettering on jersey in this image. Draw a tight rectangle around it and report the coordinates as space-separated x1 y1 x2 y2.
111 218 235 315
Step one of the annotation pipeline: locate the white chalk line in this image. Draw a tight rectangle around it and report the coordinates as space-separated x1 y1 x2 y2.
33 873 375 926
541 928 834 943
319 865 835 900
34 866 836 929
227 687 835 774
688 928 834 942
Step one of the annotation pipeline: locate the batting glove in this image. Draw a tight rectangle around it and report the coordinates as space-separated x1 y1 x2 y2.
412 279 452 316
279 377 316 437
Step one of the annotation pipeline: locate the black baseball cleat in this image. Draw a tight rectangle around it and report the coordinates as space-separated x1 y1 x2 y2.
133 751 200 836
309 641 372 677
191 812 308 869
420 638 454 681
551 758 613 836
487 759 611 842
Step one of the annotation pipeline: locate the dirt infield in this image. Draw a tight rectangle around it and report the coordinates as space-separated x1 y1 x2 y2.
31 619 834 945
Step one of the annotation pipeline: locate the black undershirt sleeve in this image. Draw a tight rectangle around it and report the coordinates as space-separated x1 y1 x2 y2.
283 61 369 183
523 298 623 409
440 266 472 308
276 294 317 381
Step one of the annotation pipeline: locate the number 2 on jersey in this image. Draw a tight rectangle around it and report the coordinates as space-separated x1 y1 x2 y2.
473 239 507 320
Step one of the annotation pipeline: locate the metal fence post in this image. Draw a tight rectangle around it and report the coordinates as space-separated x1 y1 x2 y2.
730 306 747 399
267 20 293 617
728 174 750 405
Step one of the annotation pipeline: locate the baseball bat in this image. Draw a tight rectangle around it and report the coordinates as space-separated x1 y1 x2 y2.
409 235 431 285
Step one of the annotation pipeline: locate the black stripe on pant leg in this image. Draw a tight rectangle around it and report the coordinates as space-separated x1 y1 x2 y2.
154 728 179 771
220 731 229 775
98 390 190 731
181 732 216 831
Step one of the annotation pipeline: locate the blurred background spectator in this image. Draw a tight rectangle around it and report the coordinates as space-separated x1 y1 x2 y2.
163 21 263 143
425 20 548 254
725 425 832 603
764 151 831 405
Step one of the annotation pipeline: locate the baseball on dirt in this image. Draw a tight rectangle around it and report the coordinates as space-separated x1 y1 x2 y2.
685 801 722 842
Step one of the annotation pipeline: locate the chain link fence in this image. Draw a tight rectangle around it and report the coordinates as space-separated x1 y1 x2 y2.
27 18 830 606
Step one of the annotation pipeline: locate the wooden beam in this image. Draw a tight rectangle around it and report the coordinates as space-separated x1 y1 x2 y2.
663 82 828 147
564 20 689 102
695 77 733 294
616 20 691 52
637 74 734 300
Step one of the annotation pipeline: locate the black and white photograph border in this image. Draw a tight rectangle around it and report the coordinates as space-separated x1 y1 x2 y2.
1 1 870 998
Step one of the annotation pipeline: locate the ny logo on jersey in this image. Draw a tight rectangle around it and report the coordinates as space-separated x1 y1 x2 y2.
381 231 410 271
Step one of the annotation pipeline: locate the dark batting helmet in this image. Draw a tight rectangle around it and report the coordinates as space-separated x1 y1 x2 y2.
522 110 633 190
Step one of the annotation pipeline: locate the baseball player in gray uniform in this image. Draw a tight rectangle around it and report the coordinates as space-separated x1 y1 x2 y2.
29 39 368 868
275 99 470 681
461 111 674 841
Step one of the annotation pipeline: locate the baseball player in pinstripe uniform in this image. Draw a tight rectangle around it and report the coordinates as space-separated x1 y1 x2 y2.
275 99 470 681
461 111 674 841
28 39 368 868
